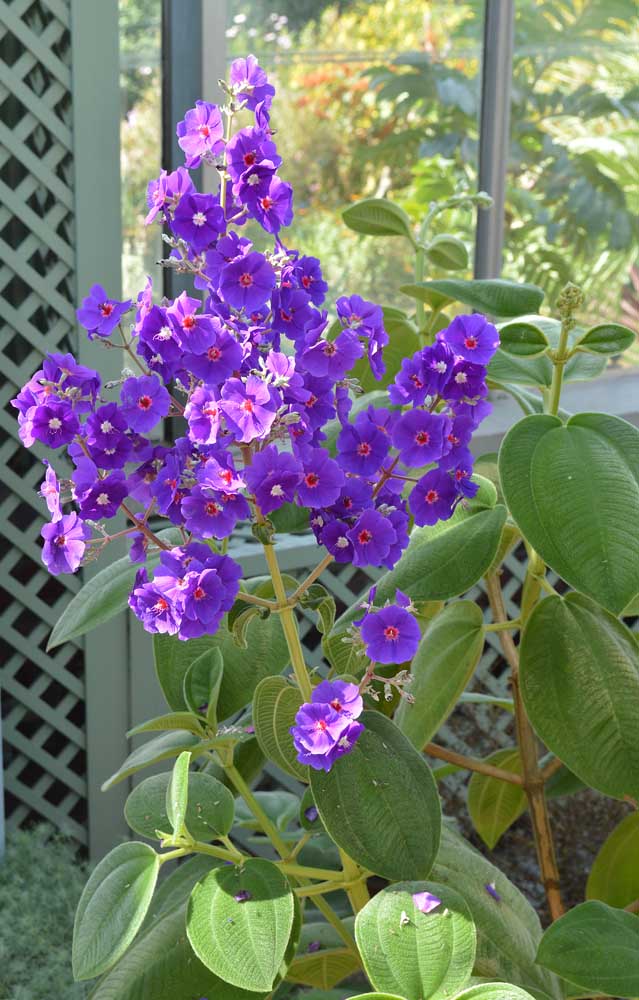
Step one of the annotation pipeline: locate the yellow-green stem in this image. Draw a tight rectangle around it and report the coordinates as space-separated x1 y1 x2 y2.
339 849 369 913
262 541 313 701
547 319 571 416
312 895 359 956
224 763 290 858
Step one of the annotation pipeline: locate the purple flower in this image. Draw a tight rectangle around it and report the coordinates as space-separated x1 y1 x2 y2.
128 569 180 635
145 166 194 224
219 251 276 312
77 471 128 520
185 327 244 385
409 468 458 526
440 313 500 366
291 702 363 772
197 452 245 494
120 375 171 433
298 449 345 508
176 100 224 168
171 193 225 252
234 889 252 904
330 479 373 520
244 445 302 514
244 175 294 234
181 486 248 539
360 604 421 664
283 256 328 306
336 294 382 334
202 232 252 286
300 329 363 380
484 882 501 902
444 360 487 402
76 284 132 338
39 461 62 520
271 287 315 340
167 292 216 354
391 410 451 468
337 414 389 477
185 387 221 445
304 804 319 823
31 401 79 449
312 679 363 719
229 55 275 112
347 509 396 568
220 376 277 444
320 519 354 563
85 403 132 469
226 126 281 183
41 512 90 575
137 305 182 378
413 891 441 914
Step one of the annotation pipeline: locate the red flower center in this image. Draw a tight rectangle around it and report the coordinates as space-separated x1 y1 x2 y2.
182 314 196 330
343 497 353 509
239 272 253 288
137 395 152 410
305 394 318 408
426 489 439 504
384 625 399 640
305 472 319 488
207 346 222 361
279 308 293 323
193 586 206 600
409 374 424 389
154 597 169 612
415 430 430 446
241 399 254 413
357 442 372 456
322 342 337 356
198 124 211 137
205 502 221 516
301 275 312 288
317 719 328 731
221 470 232 484
464 336 478 350
100 302 114 318
358 529 373 545
260 196 274 210
330 699 342 711
55 535 66 546
243 151 256 166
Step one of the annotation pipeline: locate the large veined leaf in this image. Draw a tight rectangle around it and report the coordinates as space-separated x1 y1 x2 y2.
536 901 639 998
355 881 476 1000
425 234 469 270
574 322 635 356
48 528 180 649
500 413 639 613
124 770 235 841
453 986 537 1000
183 647 224 728
586 812 639 908
399 278 544 317
143 855 219 926
187 858 295 992
102 731 205 791
154 610 290 720
431 827 563 999
519 592 639 801
288 920 360 990
342 197 415 241
165 751 191 837
310 712 441 881
253 676 308 781
467 749 526 849
89 902 263 1000
488 346 605 387
497 320 549 358
395 601 484 748
73 842 159 981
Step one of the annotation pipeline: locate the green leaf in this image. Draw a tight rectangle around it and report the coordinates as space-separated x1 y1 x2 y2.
536 901 639 997
187 858 295 992
183 647 224 728
399 279 544 318
73 842 159 980
154 609 290 720
286 949 360 989
488 347 605 388
270 501 311 533
101 730 205 791
432 826 563 999
500 413 639 613
127 712 203 737
253 676 308 781
125 770 235 841
166 751 191 838
144 855 220 925
347 995 407 1000
342 197 415 242
355 881 476 1000
400 283 454 310
467 750 526 849
299 583 336 636
395 601 484 748
90 901 262 1000
48 528 180 649
587 811 639 908
234 790 301 833
574 322 635 355
352 311 421 392
311 712 441 880
425 234 469 271
520 593 639 801
497 321 550 358
453 986 537 1000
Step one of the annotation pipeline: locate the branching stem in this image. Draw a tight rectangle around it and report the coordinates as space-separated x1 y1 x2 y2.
425 742 524 785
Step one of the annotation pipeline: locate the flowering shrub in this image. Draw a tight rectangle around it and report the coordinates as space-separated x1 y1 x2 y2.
14 54 639 1000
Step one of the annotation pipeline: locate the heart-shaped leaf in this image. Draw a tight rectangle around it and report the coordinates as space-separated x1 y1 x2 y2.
310 712 441 881
586 812 639 908
453 986 537 1000
500 413 639 613
253 676 308 781
355 881 476 1000
399 279 544 318
73 842 159 980
187 858 295 992
497 321 549 358
467 749 526 849
425 234 469 271
536 901 639 997
574 322 635 355
395 601 484 748
125 770 235 841
488 346 605 387
342 197 415 241
519 592 639 800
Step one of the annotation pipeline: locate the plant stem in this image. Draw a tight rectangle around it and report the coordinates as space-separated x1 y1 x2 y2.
485 573 565 920
338 849 369 913
224 763 291 858
425 742 524 785
547 318 571 416
288 552 334 605
484 619 521 633
541 756 565 782
262 540 313 702
311 895 359 956
236 591 278 610
414 245 425 330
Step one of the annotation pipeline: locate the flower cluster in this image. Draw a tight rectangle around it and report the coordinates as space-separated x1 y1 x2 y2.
291 680 364 771
358 590 421 664
11 54 497 649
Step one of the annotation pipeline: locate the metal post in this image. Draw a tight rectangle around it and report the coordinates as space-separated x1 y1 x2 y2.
161 0 203 299
0 702 5 860
474 0 515 279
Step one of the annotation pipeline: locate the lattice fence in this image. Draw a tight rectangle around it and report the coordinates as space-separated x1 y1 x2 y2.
0 0 89 844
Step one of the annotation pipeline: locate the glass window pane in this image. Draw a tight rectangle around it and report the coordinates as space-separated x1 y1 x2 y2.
226 1 485 303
